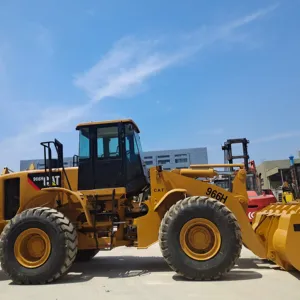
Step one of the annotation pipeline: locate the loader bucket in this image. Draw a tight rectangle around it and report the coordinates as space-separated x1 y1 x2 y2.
252 202 300 271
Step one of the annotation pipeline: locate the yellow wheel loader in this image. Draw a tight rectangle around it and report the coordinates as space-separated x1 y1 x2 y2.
0 119 299 284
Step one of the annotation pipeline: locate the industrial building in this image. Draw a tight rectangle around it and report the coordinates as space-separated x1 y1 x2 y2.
142 147 208 170
20 147 208 171
256 153 300 202
257 154 300 190
20 157 74 171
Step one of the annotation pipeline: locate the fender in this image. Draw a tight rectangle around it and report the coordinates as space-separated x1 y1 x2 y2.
154 188 187 212
41 187 94 226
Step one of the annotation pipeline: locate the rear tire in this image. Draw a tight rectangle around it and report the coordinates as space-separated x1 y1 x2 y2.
75 249 99 262
159 196 242 280
0 207 78 284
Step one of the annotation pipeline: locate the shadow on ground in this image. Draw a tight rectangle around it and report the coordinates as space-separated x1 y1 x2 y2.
286 271 300 281
173 270 262 282
58 256 170 284
235 258 300 281
235 258 280 270
56 256 266 284
2 256 299 285
2 256 169 284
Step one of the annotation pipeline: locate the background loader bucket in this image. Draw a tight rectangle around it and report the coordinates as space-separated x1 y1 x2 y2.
253 203 300 271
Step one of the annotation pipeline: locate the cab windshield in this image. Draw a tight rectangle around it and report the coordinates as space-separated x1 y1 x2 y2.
124 124 146 180
125 124 143 157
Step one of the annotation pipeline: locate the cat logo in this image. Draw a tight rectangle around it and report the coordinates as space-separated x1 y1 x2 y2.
27 172 62 190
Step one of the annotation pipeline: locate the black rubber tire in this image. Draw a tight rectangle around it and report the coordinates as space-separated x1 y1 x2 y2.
159 196 242 280
0 207 78 285
75 249 99 262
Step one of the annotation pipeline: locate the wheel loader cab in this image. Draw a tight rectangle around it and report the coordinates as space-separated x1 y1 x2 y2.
76 119 149 195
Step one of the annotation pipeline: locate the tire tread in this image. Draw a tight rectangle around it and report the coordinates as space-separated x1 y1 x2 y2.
158 196 242 281
0 207 78 285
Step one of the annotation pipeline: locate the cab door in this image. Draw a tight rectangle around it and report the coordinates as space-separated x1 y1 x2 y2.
94 125 125 189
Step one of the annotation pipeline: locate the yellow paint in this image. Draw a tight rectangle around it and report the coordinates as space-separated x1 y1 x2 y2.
133 199 162 248
28 163 35 170
180 218 221 260
171 168 218 178
253 203 300 271
1 119 300 275
146 166 267 258
14 228 51 268
153 188 187 211
282 191 294 203
76 119 140 132
0 162 266 260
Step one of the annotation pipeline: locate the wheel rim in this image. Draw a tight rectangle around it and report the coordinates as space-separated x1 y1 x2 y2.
180 218 221 261
14 228 51 268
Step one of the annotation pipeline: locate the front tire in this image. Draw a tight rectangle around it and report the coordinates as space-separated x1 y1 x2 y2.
159 196 242 280
0 207 78 284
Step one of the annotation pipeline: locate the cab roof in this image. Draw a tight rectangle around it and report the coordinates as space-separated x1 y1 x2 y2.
76 119 140 133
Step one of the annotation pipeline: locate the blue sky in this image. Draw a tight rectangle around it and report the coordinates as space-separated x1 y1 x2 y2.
0 0 300 170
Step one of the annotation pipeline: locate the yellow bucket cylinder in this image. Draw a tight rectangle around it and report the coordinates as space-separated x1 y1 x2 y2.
252 202 300 271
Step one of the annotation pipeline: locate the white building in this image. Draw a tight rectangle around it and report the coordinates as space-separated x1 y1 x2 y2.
20 147 208 171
